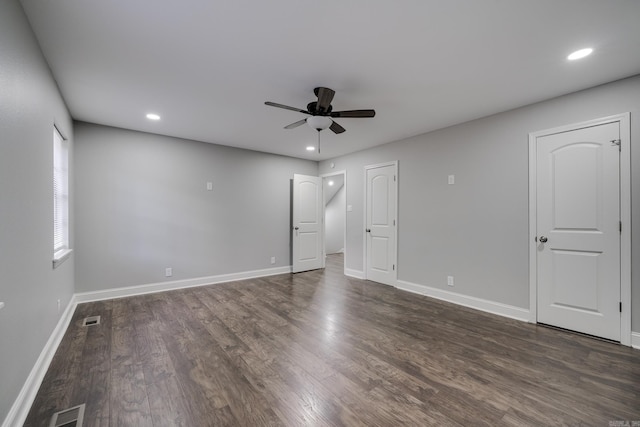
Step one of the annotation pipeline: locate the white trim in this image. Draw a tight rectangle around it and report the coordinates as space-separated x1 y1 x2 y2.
344 268 365 279
631 332 640 350
528 113 632 346
363 160 399 286
321 170 347 276
2 295 78 427
52 248 72 269
528 130 538 324
619 114 632 347
396 280 530 322
53 123 68 141
75 265 292 303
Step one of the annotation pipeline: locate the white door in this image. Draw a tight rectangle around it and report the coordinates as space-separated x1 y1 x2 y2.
365 163 397 286
536 122 620 341
292 174 324 273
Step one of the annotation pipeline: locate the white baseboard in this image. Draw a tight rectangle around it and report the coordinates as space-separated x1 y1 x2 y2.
75 265 292 303
396 279 530 322
344 268 365 280
631 332 640 350
2 295 78 427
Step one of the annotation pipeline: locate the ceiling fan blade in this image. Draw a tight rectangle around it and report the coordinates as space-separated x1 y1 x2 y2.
330 120 346 134
330 109 376 118
265 101 310 115
284 119 307 129
315 87 335 112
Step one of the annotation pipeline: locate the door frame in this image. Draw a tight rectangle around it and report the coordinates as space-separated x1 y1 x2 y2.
320 170 347 274
363 161 399 285
528 113 631 346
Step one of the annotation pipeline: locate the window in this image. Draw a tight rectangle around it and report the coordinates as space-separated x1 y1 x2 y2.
53 126 71 267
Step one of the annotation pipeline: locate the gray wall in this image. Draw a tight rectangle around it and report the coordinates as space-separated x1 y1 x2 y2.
74 123 317 292
319 75 640 331
0 0 74 421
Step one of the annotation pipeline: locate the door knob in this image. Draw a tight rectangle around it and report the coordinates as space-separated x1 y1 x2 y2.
366 228 371 233
539 236 548 243
294 226 299 230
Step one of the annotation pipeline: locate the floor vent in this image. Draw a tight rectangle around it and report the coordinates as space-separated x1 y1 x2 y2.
49 404 85 427
82 316 101 327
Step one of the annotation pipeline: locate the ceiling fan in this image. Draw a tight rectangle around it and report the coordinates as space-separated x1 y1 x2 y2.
265 87 375 134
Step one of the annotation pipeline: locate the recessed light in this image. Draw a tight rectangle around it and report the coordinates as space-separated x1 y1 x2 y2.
306 146 315 151
146 113 161 120
328 181 334 186
567 48 593 61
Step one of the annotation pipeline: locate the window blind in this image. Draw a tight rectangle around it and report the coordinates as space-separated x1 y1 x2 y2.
53 127 68 253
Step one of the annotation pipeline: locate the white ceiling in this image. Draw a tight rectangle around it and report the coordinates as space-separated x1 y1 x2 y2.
20 0 640 160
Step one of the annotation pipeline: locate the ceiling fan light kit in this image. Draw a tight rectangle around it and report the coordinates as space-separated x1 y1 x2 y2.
306 116 332 131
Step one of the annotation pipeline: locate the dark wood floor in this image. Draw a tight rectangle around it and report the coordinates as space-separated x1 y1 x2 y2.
26 254 640 426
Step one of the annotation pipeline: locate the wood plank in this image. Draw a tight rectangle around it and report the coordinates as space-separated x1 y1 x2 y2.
132 296 199 427
110 298 153 426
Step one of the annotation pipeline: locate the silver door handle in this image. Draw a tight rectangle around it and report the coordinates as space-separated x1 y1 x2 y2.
294 226 299 230
539 236 548 243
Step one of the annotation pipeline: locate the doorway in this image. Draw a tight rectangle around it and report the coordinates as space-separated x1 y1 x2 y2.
322 171 346 273
528 113 631 345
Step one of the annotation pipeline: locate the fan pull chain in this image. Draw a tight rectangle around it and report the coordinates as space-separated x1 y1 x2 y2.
317 131 321 154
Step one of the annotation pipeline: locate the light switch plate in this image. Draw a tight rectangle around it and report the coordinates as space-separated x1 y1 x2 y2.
448 175 455 185
347 205 353 212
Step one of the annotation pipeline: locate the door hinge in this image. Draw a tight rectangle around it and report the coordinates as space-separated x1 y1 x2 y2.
619 302 622 313
393 219 396 226
619 221 622 233
394 175 396 182
611 139 621 151
393 264 395 271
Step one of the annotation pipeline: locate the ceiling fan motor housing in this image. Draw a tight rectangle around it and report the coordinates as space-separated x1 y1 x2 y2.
307 101 332 115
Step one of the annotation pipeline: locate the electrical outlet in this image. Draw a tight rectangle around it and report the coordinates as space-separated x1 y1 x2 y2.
448 175 455 185
206 181 213 191
447 276 454 287
165 267 173 277
270 256 276 265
